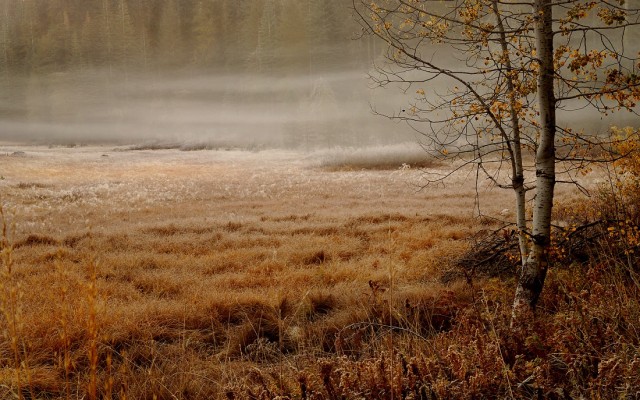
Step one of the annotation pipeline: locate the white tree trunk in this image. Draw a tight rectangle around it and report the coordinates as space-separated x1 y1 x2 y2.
491 0 529 264
512 0 556 319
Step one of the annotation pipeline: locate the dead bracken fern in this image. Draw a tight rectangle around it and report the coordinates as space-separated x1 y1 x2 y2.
1 147 639 398
450 229 518 283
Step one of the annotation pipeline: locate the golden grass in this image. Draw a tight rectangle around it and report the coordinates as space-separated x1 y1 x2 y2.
0 145 592 398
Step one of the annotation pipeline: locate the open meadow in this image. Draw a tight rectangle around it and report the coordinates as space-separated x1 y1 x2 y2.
1 144 636 399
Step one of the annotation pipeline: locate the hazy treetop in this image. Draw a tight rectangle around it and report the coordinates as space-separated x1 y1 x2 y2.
0 0 369 75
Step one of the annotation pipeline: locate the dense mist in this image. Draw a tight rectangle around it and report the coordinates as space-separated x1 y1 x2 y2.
0 67 419 148
0 0 635 148
0 0 419 148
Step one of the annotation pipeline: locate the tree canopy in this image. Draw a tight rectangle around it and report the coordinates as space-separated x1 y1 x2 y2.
353 0 640 318
0 0 368 75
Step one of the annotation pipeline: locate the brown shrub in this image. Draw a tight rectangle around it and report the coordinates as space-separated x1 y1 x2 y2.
14 234 59 248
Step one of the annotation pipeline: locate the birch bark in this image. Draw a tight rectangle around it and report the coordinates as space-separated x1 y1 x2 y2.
512 0 556 318
491 0 530 265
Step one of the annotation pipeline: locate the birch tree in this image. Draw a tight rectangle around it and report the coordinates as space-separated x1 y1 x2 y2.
353 0 640 321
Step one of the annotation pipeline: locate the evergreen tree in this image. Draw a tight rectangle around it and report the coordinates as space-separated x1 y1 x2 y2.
254 0 277 73
101 0 114 73
277 0 309 73
80 10 105 67
29 4 62 71
114 0 137 68
192 0 219 67
217 0 237 70
157 0 183 66
237 0 264 72
69 31 84 70
0 2 9 75
306 0 333 71
327 0 363 69
0 0 374 75
18 0 37 71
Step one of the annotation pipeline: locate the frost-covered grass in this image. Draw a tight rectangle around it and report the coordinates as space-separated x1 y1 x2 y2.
125 139 273 152
310 142 441 170
126 140 233 151
0 146 485 398
2 146 629 399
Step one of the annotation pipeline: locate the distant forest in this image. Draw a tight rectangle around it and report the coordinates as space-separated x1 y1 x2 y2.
0 1 404 147
0 0 374 75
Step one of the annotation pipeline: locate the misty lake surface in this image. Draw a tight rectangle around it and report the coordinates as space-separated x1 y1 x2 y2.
0 0 419 148
0 0 632 148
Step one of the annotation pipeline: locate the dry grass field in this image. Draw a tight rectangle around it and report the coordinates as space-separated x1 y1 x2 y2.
1 144 635 399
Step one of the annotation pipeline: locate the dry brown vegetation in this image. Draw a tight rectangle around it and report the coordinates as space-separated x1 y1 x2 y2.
0 145 638 399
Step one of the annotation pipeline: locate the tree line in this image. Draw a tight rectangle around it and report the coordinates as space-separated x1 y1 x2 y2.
0 0 373 75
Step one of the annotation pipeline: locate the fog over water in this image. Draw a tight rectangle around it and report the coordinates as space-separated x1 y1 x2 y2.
0 0 635 148
0 0 419 148
0 68 414 148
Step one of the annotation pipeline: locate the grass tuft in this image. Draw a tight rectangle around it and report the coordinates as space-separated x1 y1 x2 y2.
311 143 441 170
3 146 638 398
14 234 59 248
